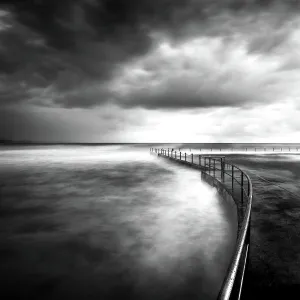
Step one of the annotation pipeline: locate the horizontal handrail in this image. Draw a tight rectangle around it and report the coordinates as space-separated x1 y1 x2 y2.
150 148 253 300
161 147 299 152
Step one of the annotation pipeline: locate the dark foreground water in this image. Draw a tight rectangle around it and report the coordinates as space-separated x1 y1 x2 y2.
0 145 236 300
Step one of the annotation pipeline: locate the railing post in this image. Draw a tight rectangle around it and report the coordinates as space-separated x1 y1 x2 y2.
221 158 225 182
209 157 211 175
175 151 177 159
191 153 193 164
248 178 250 197
185 153 186 161
199 155 201 167
213 159 216 177
232 165 234 193
180 152 181 160
241 172 244 206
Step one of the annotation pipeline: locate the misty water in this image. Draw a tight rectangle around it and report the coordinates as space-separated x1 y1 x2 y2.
0 145 237 300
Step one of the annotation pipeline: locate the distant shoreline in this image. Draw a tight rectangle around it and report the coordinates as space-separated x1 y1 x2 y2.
0 140 140 146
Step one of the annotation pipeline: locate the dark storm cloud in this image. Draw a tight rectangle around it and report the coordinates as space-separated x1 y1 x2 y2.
122 92 246 110
6 1 299 52
0 12 70 106
0 82 29 106
117 81 262 110
53 82 112 108
0 0 299 108
247 30 289 54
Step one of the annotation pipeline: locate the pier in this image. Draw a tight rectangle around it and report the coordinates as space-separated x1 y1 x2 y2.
170 147 299 153
150 148 253 300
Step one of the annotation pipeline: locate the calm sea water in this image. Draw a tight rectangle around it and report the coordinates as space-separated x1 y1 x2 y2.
0 145 236 300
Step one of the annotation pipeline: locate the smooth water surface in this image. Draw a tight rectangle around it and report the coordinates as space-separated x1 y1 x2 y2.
0 145 237 300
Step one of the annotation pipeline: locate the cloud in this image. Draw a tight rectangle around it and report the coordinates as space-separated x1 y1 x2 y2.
124 101 300 143
1 96 299 143
106 36 275 109
25 24 300 110
53 82 112 108
0 10 69 106
0 0 300 147
1 0 300 109
0 103 145 142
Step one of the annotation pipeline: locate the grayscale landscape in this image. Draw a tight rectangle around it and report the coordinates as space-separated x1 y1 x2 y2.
1 1 300 299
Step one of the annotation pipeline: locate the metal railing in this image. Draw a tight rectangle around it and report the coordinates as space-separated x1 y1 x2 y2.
150 148 253 300
174 147 299 152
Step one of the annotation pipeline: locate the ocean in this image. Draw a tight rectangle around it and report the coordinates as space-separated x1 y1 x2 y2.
0 145 237 300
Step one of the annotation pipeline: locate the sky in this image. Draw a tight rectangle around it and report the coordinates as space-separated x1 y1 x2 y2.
0 0 300 143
